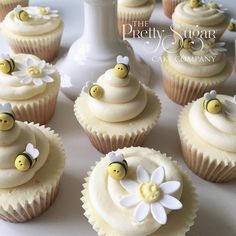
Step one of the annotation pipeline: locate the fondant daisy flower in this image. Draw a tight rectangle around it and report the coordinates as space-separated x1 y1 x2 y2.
12 58 55 86
203 39 227 55
119 165 182 225
203 0 227 13
28 6 59 20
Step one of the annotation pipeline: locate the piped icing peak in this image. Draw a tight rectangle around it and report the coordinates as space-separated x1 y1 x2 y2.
189 91 236 152
82 55 148 122
0 102 49 188
118 0 149 8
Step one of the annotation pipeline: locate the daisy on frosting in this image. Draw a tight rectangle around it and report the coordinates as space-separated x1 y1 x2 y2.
12 58 56 86
119 165 182 225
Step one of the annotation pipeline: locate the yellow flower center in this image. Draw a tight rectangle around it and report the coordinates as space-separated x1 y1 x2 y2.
27 66 42 78
39 7 49 15
138 182 161 203
204 42 212 49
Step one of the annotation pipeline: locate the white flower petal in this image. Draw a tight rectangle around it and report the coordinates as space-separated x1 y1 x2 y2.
42 75 54 83
120 195 140 207
15 62 26 71
50 14 59 18
120 180 138 194
137 165 149 183
33 78 43 86
134 202 150 222
20 77 32 85
160 195 183 210
151 166 165 185
26 58 34 67
151 202 167 225
160 181 181 194
43 15 51 20
12 71 27 77
44 68 56 74
215 42 225 47
38 60 46 69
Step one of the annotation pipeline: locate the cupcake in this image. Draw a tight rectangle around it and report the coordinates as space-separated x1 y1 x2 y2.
1 5 64 62
0 103 65 222
74 55 161 154
172 0 229 41
162 0 183 19
161 38 232 105
178 90 236 182
118 0 155 38
81 147 198 236
0 0 28 22
0 53 60 124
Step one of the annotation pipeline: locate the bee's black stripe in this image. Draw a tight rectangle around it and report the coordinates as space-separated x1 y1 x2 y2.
3 112 15 121
23 153 33 167
109 161 128 175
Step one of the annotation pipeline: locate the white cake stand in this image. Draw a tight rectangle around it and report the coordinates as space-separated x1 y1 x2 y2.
59 0 151 101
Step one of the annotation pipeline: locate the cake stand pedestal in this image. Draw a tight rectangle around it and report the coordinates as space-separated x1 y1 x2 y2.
59 0 151 101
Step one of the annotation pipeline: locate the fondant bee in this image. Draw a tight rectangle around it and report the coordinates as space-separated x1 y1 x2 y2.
228 19 236 32
179 38 193 49
82 81 104 99
114 55 130 79
0 54 15 74
189 0 201 8
14 5 30 21
0 103 15 131
15 143 39 172
107 152 128 181
203 90 222 114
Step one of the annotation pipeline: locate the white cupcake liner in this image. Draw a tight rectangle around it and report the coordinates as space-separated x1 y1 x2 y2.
161 56 232 105
118 0 155 37
162 0 183 18
0 0 28 21
2 23 64 62
81 151 198 236
178 106 236 182
0 124 65 222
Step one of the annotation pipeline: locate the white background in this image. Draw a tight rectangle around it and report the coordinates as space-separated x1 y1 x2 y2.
0 0 236 236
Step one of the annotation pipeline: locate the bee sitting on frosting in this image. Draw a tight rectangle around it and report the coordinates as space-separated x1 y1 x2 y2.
15 143 40 172
0 103 15 131
82 81 104 99
0 54 15 74
14 5 30 21
114 55 130 79
203 90 222 114
107 152 128 181
228 19 236 32
189 0 202 8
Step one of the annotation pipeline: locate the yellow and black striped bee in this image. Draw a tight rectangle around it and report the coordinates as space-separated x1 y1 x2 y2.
203 90 222 114
189 0 201 8
15 143 39 172
107 152 128 181
0 54 15 74
82 81 104 99
0 103 15 131
114 55 130 79
14 5 29 21
179 38 193 49
228 19 236 32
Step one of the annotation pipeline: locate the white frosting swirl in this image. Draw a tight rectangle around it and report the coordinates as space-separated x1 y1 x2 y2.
88 69 147 122
189 95 236 152
0 54 58 101
88 148 183 236
173 2 226 27
118 0 148 7
166 46 227 77
2 6 62 36
0 122 49 188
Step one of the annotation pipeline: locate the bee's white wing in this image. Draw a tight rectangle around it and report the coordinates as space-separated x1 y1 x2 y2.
3 103 12 113
82 81 93 93
26 143 40 159
123 56 130 66
116 55 123 64
107 152 124 162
